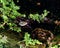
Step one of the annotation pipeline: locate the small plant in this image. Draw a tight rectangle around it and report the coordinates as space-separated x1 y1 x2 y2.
0 0 22 32
0 35 8 43
29 10 49 23
0 35 8 48
51 44 60 48
23 32 42 46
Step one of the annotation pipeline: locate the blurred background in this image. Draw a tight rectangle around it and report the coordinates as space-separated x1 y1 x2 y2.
14 0 60 18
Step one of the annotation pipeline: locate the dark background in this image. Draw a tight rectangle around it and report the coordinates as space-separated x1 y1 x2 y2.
13 0 60 34
14 0 60 17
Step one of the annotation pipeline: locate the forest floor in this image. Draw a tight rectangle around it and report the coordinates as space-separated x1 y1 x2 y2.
0 29 60 48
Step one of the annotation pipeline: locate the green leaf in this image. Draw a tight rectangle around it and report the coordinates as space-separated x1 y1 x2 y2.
24 33 42 46
51 45 58 48
0 44 3 48
13 27 21 32
2 15 8 21
10 16 16 19
29 10 49 23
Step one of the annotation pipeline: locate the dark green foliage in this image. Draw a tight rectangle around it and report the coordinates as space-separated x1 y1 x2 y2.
23 32 42 46
0 0 53 47
0 0 21 32
0 0 49 32
29 10 49 23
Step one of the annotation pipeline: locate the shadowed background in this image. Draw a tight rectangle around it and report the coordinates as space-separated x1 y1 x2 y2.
13 0 60 35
